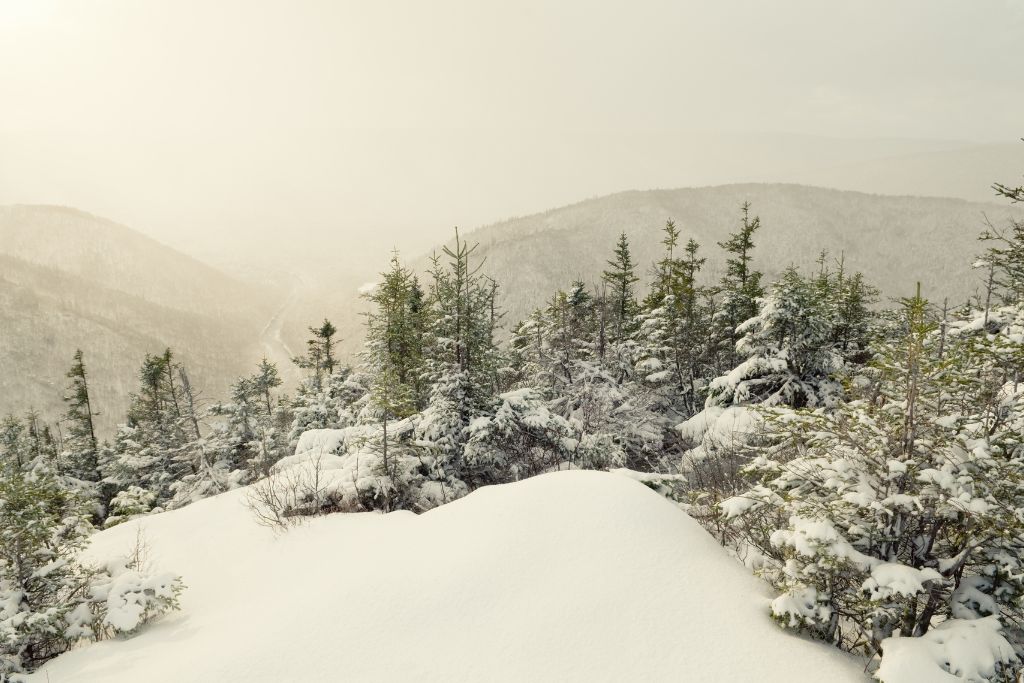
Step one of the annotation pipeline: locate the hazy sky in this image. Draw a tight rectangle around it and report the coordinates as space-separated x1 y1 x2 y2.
2 0 1023 275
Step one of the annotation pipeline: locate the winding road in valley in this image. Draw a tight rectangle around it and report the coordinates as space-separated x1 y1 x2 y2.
258 276 305 388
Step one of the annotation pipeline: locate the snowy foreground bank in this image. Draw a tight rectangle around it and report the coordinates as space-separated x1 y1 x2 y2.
29 471 864 682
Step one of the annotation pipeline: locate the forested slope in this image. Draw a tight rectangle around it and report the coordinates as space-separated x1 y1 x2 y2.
0 206 279 435
416 184 1024 330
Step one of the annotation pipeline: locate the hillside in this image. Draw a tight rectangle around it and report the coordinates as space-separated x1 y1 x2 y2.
27 471 865 682
412 184 1024 332
0 206 280 436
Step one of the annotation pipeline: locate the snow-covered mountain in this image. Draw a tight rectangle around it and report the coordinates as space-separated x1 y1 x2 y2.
26 470 865 682
315 183 1024 359
0 205 281 435
410 184 1024 336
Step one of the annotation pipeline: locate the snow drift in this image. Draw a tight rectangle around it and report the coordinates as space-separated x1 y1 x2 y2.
28 471 863 682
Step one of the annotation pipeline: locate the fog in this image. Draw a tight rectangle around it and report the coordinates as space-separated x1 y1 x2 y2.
2 0 1023 278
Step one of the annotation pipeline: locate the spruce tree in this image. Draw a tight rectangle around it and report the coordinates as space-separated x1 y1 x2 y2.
251 358 283 418
601 232 639 344
201 357 290 487
0 457 92 675
363 253 427 496
363 253 428 412
715 202 765 368
103 349 203 512
62 349 100 482
722 283 1024 672
416 229 503 476
977 217 1024 309
635 222 712 416
543 281 596 390
311 319 338 377
706 266 842 409
294 319 339 390
0 415 28 469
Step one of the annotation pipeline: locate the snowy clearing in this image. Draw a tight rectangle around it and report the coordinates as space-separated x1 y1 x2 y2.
29 471 865 682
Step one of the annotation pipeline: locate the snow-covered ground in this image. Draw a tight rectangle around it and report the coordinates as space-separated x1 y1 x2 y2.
29 471 866 682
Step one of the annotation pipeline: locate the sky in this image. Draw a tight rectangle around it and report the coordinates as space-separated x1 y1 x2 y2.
1 0 1023 277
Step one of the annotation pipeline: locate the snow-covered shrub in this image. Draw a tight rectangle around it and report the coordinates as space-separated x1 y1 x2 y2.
0 468 183 678
463 388 580 484
550 363 663 472
0 469 94 676
91 559 183 636
248 426 469 528
412 370 474 469
246 451 341 529
720 291 1024 672
675 406 767 543
706 267 845 410
875 617 1018 683
104 485 157 528
166 459 247 512
287 369 368 449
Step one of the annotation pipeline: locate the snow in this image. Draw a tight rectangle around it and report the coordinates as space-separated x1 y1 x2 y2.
292 428 349 458
875 616 1017 683
29 471 864 682
771 516 946 601
91 558 181 633
864 563 942 600
677 405 762 462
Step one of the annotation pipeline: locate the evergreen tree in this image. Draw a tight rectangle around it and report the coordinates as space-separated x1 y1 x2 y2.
721 284 1024 673
102 349 204 513
294 319 339 391
706 267 844 409
976 216 1024 310
601 232 640 344
62 350 100 482
542 281 597 391
0 463 93 674
715 202 765 369
831 268 877 364
286 367 366 449
416 229 504 479
205 358 290 486
362 254 429 499
635 222 713 416
0 412 62 479
0 451 182 676
0 415 29 470
251 358 283 416
362 253 429 413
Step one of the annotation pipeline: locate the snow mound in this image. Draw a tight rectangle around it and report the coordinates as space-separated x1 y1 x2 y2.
876 616 1017 683
30 471 864 682
678 405 762 462
291 427 349 458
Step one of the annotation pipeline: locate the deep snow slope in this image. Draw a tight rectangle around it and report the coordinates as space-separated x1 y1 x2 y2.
31 471 866 682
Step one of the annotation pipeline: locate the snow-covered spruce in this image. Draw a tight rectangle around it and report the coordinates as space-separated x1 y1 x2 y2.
0 464 182 678
719 290 1024 679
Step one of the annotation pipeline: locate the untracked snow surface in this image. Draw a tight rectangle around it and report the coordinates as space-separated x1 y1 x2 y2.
29 471 865 682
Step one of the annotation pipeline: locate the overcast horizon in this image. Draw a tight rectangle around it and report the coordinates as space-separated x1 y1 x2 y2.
3 0 1023 272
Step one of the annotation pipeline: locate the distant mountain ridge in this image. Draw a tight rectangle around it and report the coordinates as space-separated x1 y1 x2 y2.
0 205 268 320
413 183 1024 334
0 205 280 437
